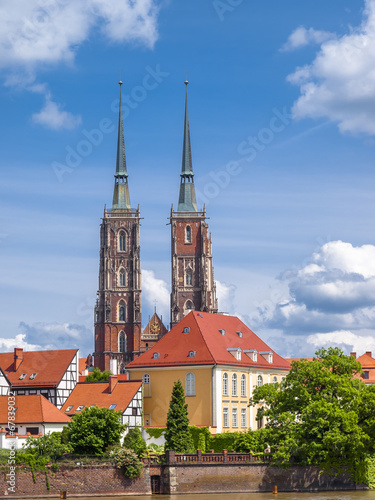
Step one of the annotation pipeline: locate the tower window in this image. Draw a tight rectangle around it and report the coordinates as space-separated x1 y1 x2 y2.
185 268 193 286
185 225 192 243
118 301 126 322
184 300 194 316
119 231 126 252
119 331 126 353
119 268 126 287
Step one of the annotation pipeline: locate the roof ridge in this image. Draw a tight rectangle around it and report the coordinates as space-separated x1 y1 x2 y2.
192 312 216 363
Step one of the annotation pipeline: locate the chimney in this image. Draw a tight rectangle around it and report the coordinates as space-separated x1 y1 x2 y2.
350 352 356 358
366 351 372 358
109 375 118 394
14 348 23 371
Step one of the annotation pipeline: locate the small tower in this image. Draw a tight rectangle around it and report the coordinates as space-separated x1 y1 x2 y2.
170 81 218 329
94 81 142 373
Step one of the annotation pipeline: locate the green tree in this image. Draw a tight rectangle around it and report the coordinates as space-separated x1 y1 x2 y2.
250 347 375 473
85 368 112 382
122 427 147 456
67 406 125 455
22 432 71 462
113 448 143 478
165 380 194 453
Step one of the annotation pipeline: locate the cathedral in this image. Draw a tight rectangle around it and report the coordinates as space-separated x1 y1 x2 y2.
94 81 218 373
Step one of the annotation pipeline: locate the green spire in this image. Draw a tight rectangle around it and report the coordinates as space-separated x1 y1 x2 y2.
178 80 198 212
112 81 131 210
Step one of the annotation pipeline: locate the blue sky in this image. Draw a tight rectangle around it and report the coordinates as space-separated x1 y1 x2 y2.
1 0 375 359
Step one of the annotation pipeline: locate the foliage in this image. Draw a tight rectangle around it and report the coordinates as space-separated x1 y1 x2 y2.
45 471 50 490
16 452 49 471
189 426 211 452
22 432 71 462
233 429 271 454
113 448 143 478
145 427 165 440
165 380 194 453
122 427 147 456
146 443 164 453
250 347 375 474
85 368 112 382
66 406 125 455
208 432 239 453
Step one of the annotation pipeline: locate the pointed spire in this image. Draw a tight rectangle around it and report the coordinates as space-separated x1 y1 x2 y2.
112 80 131 210
178 80 198 212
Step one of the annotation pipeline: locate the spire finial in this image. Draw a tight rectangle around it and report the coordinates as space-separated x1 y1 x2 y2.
177 80 198 212
112 79 131 210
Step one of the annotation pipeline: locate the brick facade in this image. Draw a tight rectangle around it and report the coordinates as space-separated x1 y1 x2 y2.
170 208 218 329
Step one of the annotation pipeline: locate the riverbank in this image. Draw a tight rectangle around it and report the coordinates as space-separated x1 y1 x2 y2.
0 451 367 497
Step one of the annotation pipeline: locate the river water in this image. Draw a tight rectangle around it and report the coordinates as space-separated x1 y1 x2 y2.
28 493 374 500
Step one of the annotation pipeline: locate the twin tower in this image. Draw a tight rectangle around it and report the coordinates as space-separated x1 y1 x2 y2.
94 81 218 373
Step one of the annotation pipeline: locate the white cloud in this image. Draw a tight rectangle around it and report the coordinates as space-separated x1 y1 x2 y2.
142 269 169 321
0 0 160 127
216 280 236 313
0 333 40 352
0 0 159 70
260 241 375 344
281 26 334 52
286 0 375 135
307 330 375 355
32 95 82 130
19 321 93 354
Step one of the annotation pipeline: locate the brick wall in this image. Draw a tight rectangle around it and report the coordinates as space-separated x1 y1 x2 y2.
1 464 150 497
1 461 363 497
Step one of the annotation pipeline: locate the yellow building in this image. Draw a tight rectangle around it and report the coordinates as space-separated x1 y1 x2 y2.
127 311 290 433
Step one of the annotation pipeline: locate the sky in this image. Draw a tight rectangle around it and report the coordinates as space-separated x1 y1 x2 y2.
1 0 375 359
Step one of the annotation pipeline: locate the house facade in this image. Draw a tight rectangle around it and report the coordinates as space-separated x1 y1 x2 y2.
127 311 290 433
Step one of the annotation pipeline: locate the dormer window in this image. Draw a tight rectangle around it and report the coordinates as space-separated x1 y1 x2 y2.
30 373 37 380
244 349 257 362
188 351 196 357
219 329 225 336
227 348 241 360
260 351 273 364
109 404 117 410
76 405 85 412
183 327 190 334
152 352 160 359
236 331 243 338
65 405 73 412
19 373 27 380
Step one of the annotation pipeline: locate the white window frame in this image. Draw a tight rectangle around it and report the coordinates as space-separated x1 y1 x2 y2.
223 407 229 428
223 372 228 396
241 407 247 428
185 372 196 396
241 374 246 397
232 407 238 428
232 373 238 397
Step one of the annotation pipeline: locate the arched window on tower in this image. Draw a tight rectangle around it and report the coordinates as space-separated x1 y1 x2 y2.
119 231 126 252
184 300 194 316
185 225 192 243
118 301 126 322
118 331 126 353
185 267 193 286
119 268 126 287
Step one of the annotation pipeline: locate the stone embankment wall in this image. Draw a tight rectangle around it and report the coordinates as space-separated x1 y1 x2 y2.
0 451 363 497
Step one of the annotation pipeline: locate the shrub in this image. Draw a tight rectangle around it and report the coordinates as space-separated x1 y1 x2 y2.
122 427 147 456
113 448 143 478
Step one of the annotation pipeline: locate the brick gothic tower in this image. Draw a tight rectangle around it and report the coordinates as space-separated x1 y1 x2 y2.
170 81 218 329
94 81 142 373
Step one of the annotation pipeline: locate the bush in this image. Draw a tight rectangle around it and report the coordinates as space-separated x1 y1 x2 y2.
122 427 147 456
189 426 211 452
209 432 239 452
113 448 143 478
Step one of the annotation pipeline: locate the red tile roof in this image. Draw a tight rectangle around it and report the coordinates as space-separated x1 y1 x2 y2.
60 378 142 416
0 395 70 424
0 349 78 388
127 312 290 370
356 352 375 368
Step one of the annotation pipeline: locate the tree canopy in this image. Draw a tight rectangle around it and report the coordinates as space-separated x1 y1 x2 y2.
66 406 125 455
250 347 375 472
85 368 112 382
165 379 194 453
